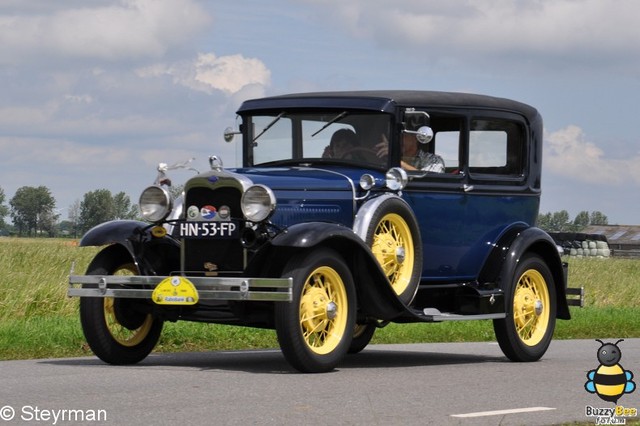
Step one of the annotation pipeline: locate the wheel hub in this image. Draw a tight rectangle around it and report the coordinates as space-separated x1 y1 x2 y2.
515 288 544 316
301 287 337 329
326 301 337 320
534 299 544 316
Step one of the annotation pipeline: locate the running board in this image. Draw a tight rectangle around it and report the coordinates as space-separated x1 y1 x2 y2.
420 308 506 322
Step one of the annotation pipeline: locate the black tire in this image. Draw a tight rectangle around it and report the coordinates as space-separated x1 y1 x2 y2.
275 248 356 373
493 254 556 362
348 323 376 354
79 247 163 365
364 197 422 305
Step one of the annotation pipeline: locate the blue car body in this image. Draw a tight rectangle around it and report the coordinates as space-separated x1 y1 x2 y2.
70 91 583 372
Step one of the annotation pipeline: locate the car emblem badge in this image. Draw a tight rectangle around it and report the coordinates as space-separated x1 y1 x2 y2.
187 205 199 219
200 205 217 220
218 205 231 219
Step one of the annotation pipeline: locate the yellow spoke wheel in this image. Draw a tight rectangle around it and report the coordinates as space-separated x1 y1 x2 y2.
371 213 415 296
299 266 349 355
493 254 556 362
80 246 163 365
362 197 422 305
275 248 356 373
103 297 154 347
513 269 550 347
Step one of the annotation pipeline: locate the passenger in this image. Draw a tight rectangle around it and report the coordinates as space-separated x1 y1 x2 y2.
322 129 359 159
400 132 445 172
375 133 445 172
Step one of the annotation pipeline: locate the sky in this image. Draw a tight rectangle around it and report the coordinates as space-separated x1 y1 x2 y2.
1 0 640 225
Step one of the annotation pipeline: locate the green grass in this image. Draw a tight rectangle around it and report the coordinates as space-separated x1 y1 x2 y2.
1 238 639 360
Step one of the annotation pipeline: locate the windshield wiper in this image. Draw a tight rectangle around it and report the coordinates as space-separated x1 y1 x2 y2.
253 112 286 142
311 111 348 137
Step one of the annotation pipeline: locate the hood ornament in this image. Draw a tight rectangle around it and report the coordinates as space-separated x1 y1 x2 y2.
209 155 223 171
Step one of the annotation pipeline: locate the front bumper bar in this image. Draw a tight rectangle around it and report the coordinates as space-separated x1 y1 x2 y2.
68 275 293 302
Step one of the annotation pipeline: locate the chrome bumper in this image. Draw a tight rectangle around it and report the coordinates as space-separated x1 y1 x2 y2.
68 275 293 302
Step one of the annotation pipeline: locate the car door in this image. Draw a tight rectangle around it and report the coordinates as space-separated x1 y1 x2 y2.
403 110 535 282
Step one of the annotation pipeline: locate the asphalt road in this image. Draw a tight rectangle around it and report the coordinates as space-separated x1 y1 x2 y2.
1 339 638 425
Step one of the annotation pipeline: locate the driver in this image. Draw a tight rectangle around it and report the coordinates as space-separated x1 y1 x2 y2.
322 129 359 159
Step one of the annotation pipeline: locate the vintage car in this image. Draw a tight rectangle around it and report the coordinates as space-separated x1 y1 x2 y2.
69 90 583 373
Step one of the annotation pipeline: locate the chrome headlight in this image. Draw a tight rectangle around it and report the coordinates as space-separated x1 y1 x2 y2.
139 185 172 222
385 167 408 191
359 173 375 190
241 184 276 222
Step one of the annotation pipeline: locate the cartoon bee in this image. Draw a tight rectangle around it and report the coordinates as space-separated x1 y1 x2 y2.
585 339 636 403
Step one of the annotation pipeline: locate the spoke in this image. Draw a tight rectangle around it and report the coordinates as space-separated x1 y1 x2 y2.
312 274 324 288
516 315 537 336
300 310 325 323
325 282 335 300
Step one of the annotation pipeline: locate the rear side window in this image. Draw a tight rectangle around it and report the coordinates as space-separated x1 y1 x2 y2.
469 119 525 177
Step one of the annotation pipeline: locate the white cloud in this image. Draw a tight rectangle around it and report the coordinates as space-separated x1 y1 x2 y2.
544 125 640 185
300 0 640 68
0 0 211 64
137 52 271 95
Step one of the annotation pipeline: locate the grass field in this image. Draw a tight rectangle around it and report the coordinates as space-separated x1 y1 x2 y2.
1 237 639 360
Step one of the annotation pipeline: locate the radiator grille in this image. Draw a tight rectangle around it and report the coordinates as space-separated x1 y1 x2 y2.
182 186 244 275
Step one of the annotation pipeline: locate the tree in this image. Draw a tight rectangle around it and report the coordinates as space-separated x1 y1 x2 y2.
0 187 9 231
9 186 58 236
57 220 75 237
68 199 81 238
538 209 610 233
78 189 115 233
589 211 608 226
573 211 590 229
78 189 138 233
112 191 138 220
549 210 571 232
536 212 552 230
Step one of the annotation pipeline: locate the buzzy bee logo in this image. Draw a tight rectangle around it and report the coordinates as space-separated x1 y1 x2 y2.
584 339 637 424
585 339 636 403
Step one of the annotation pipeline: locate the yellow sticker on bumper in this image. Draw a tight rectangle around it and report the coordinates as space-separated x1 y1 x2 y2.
152 276 199 305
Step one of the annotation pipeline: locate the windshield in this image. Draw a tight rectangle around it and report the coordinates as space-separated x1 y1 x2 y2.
244 111 391 168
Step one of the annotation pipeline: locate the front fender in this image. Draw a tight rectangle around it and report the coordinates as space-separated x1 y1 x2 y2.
79 220 150 248
79 220 180 276
253 222 405 320
270 222 363 248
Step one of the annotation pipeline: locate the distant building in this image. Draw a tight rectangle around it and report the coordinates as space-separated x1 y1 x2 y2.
583 225 640 258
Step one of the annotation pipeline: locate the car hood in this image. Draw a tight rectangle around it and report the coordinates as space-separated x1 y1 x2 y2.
232 166 377 191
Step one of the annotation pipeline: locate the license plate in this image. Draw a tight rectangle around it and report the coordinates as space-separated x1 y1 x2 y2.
178 221 239 239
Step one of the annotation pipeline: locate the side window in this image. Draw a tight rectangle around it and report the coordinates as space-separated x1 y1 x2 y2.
433 130 460 172
469 119 524 176
428 114 463 175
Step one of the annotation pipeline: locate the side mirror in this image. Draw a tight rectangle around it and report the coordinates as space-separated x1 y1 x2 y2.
416 126 434 144
223 127 241 143
404 126 434 145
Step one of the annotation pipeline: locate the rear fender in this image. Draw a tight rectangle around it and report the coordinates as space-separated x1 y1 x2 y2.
253 222 405 320
480 226 570 320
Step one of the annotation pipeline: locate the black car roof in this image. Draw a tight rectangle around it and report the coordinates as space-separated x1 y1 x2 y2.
237 90 539 120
